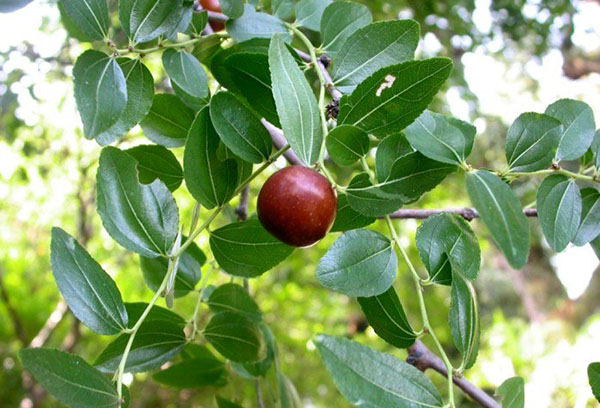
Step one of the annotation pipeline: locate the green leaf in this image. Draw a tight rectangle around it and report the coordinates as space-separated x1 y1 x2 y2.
19 349 121 408
357 286 416 348
316 229 397 297
97 146 179 258
295 0 331 32
162 49 209 103
278 373 302 408
95 320 186 373
153 352 228 388
191 34 224 66
416 214 480 285
210 91 272 163
314 335 443 408
449 271 480 370
73 51 127 141
209 219 294 278
58 1 93 41
330 193 376 233
466 170 530 269
591 130 600 169
496 377 525 408
320 1 372 60
216 396 244 408
120 0 189 44
592 236 600 260
333 21 420 94
326 125 370 166
186 10 208 36
230 322 275 378
0 0 32 13
208 283 262 322
204 312 265 362
59 0 109 41
220 0 244 18
338 58 453 138
140 240 205 298
211 39 270 93
505 112 563 172
537 175 582 252
50 228 128 335
588 362 600 403
269 34 323 165
125 144 183 192
140 94 195 148
125 302 186 329
405 110 476 165
97 58 155 146
345 173 404 217
573 188 600 246
272 0 294 20
183 107 239 209
377 151 457 203
227 5 291 43
545 99 596 161
375 132 414 181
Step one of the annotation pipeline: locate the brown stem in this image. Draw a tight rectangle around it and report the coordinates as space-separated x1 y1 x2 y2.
261 119 303 165
387 208 538 221
236 186 250 221
407 341 500 408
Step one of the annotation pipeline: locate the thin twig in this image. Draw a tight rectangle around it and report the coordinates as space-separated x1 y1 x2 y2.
387 208 538 221
407 341 500 408
236 186 250 221
261 119 303 165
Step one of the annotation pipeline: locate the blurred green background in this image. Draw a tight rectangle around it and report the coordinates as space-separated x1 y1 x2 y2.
1 0 600 407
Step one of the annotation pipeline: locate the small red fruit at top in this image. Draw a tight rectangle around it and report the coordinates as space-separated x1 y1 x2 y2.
257 166 337 248
199 0 225 31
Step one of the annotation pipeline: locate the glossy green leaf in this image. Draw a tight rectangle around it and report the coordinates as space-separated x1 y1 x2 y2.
588 363 600 403
573 188 600 246
95 320 186 373
333 20 420 94
545 98 596 161
227 5 291 43
204 312 265 362
192 34 224 66
375 133 414 181
591 130 600 169
97 58 155 146
378 151 457 203
316 229 397 297
345 173 404 217
272 0 294 20
220 0 244 18
331 193 376 232
269 34 323 165
537 175 581 252
314 335 443 408
449 271 480 370
153 352 228 388
405 110 476 165
210 91 272 163
183 107 239 209
416 214 480 285
338 58 453 138
125 302 186 329
208 283 262 322
326 125 370 166
120 0 188 43
50 227 128 335
505 112 563 172
357 286 416 348
125 144 183 192
466 170 530 269
140 240 205 298
59 0 109 40
186 10 208 35
19 349 121 408
97 147 179 258
320 1 372 60
209 219 294 278
73 51 127 141
163 49 208 100
230 322 275 378
295 0 331 31
496 377 525 408
216 396 244 408
140 94 195 148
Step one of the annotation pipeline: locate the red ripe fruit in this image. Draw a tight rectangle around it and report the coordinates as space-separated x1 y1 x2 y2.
199 0 225 31
257 166 337 248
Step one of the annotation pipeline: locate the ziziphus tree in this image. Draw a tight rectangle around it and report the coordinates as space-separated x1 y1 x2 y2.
9 0 600 407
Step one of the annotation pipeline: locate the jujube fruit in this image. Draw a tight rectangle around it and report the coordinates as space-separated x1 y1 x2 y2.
199 0 225 31
257 166 337 248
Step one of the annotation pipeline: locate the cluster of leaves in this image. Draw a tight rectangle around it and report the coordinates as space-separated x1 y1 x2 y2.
8 0 600 407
